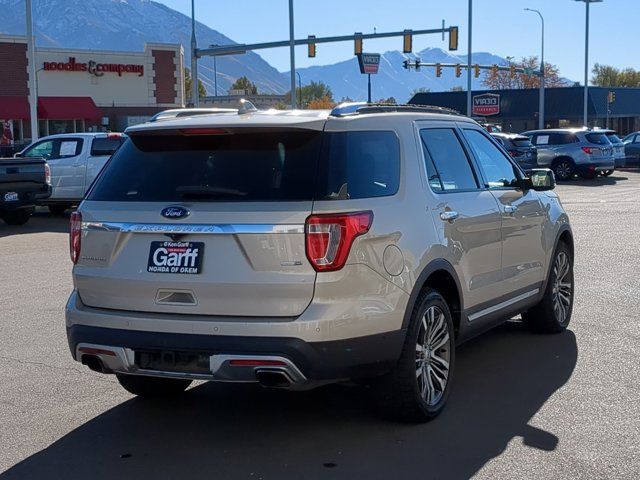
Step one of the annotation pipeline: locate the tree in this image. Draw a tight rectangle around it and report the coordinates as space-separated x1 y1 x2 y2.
482 56 566 90
230 76 258 95
450 86 464 92
376 97 397 104
307 95 336 110
292 81 333 108
592 63 640 87
411 87 431 97
184 67 206 101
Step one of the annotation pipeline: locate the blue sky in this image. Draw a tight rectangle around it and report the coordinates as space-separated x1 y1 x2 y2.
158 0 637 82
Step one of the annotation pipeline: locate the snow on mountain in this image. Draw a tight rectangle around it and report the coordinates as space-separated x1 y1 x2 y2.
0 0 289 94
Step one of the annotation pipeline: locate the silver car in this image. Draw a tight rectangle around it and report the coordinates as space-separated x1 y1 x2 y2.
66 103 575 422
522 128 615 181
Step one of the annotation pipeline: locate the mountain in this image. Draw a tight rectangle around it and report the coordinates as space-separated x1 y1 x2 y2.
292 48 513 103
0 0 289 94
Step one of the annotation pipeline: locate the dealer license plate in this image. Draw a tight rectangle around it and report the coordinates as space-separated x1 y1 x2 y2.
147 241 204 274
4 192 19 202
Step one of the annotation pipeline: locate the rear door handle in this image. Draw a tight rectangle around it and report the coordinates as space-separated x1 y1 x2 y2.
440 211 459 222
503 205 518 215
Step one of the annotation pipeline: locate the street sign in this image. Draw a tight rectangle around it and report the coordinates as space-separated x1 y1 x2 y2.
357 53 381 75
472 93 500 116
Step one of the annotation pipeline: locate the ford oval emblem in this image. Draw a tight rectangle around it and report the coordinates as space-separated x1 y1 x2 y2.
161 206 190 219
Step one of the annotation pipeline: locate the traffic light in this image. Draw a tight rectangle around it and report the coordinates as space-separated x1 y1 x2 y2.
449 26 459 51
402 59 410 70
608 91 616 103
307 35 316 58
455 64 461 77
403 29 413 54
354 32 363 56
509 64 516 78
492 64 498 75
435 63 442 77
414 58 421 72
474 64 480 78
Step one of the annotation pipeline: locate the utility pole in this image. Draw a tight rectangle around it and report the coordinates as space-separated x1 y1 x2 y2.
288 0 297 109
190 0 199 107
525 8 545 129
466 0 473 117
575 0 603 127
26 0 38 141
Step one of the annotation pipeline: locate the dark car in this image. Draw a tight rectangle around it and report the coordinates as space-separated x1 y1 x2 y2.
491 133 538 172
622 132 640 166
0 157 51 225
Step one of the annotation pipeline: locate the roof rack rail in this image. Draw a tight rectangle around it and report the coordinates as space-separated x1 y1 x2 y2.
330 102 461 117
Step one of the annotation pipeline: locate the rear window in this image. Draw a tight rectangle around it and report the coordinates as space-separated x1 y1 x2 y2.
88 129 322 202
585 133 610 145
511 136 532 148
91 137 125 156
88 129 401 203
605 133 621 143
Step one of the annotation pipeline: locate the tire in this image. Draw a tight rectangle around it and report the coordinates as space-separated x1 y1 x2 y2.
116 374 192 398
1 210 31 225
522 242 574 334
48 205 69 216
552 159 575 181
601 170 614 177
373 289 455 423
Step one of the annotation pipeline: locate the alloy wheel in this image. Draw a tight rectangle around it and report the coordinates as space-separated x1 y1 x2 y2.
555 162 572 180
552 251 572 324
415 306 451 406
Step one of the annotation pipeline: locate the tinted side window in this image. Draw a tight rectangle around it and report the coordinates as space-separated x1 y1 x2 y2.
420 128 478 192
317 131 400 199
25 140 55 159
91 137 124 156
463 129 519 189
554 133 577 144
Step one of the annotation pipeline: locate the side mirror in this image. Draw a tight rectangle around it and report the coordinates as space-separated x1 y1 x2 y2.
526 168 555 191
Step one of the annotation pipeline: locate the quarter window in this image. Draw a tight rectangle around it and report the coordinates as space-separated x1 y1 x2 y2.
463 129 519 189
420 128 478 192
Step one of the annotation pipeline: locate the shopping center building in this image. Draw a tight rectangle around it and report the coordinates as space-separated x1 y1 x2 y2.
0 34 184 149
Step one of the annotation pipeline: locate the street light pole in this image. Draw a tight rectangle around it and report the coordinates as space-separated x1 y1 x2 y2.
525 8 545 129
466 0 473 117
190 0 199 107
288 0 297 109
576 0 603 127
25 0 38 141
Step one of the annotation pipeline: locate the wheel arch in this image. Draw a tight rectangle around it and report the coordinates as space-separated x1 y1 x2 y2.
402 259 463 339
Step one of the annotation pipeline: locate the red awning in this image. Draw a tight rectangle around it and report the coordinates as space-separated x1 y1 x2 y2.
0 96 30 120
37 97 102 120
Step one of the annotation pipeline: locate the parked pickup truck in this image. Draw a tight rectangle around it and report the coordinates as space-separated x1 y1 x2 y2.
15 133 125 215
0 157 52 225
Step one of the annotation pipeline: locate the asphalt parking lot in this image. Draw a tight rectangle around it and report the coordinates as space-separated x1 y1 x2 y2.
1 172 639 480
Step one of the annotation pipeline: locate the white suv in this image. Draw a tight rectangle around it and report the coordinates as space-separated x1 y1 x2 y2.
66 103 574 422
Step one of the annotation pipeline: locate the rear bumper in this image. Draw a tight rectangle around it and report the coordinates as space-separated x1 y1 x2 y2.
67 324 405 384
576 161 615 173
1 184 51 211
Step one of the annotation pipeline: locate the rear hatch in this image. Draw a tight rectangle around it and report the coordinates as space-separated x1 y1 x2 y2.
75 127 323 317
505 136 537 168
584 132 614 159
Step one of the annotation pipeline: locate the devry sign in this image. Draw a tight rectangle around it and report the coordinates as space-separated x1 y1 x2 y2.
43 57 144 77
472 93 500 116
357 53 381 75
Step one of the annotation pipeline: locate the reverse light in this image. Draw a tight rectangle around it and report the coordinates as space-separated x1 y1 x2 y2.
70 211 82 264
44 163 51 184
305 211 373 272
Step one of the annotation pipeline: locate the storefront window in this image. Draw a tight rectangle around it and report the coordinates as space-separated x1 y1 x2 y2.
48 120 75 135
74 119 85 132
38 119 49 138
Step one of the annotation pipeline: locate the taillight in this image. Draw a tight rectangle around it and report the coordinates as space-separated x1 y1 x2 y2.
305 211 373 272
582 146 597 155
70 211 82 264
508 150 523 158
44 163 51 184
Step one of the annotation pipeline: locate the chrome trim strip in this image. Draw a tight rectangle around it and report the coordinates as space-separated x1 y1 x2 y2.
82 222 305 235
468 288 540 322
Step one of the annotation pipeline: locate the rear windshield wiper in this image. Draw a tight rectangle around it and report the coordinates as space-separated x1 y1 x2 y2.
176 186 248 199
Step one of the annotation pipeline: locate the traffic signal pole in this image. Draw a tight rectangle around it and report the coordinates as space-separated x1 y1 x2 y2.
467 0 473 117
